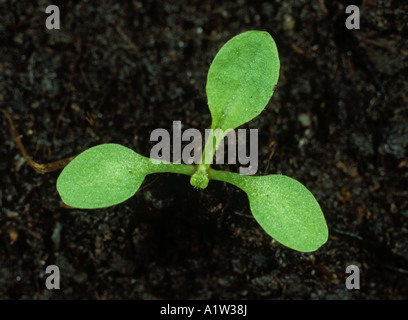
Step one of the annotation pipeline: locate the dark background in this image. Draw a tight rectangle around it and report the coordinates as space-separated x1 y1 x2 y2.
1 0 407 299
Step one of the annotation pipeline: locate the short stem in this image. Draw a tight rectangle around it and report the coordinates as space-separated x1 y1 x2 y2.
189 129 218 189
190 164 209 189
149 160 196 176
200 129 216 168
208 167 249 190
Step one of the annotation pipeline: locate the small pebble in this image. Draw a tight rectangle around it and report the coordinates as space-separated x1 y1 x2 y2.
298 113 311 127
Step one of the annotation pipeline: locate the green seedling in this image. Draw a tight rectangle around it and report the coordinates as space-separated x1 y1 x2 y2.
57 31 328 252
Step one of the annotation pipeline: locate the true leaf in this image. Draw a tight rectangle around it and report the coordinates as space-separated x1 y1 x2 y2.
57 144 152 209
206 30 280 132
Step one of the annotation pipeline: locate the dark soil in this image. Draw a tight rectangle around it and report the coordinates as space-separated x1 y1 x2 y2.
1 0 407 300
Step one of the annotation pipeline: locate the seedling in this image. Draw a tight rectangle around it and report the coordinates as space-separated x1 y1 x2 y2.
57 31 328 252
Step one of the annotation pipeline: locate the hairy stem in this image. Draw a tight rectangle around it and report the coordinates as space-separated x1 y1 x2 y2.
149 160 197 176
208 167 249 190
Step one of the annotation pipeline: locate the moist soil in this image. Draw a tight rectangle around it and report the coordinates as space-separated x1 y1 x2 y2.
1 0 408 299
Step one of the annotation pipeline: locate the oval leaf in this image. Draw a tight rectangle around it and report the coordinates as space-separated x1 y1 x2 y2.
206 30 280 131
57 144 151 209
241 175 328 252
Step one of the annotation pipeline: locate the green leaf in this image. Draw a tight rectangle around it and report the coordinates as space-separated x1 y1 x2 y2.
57 144 152 209
206 30 280 132
208 169 328 252
243 175 327 252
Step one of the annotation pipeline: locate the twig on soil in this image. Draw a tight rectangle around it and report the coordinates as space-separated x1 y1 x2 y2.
111 21 141 58
361 38 398 54
1 109 75 174
79 65 93 90
264 140 277 174
280 283 287 300
331 227 363 241
52 96 69 142
137 176 161 192
381 265 408 275
234 211 253 219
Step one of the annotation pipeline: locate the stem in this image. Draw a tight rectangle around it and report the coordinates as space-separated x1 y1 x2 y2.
191 127 232 189
148 128 234 190
190 164 209 189
148 160 196 176
200 129 216 169
208 167 250 190
189 128 217 189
